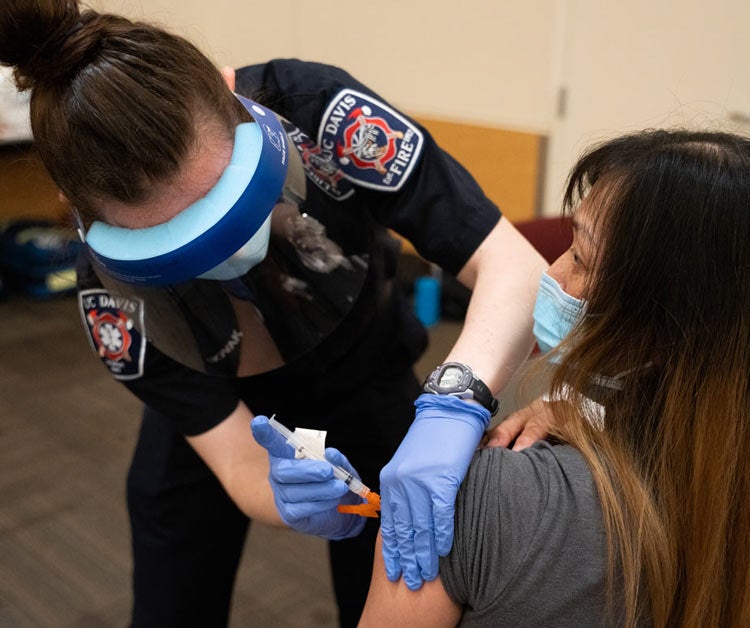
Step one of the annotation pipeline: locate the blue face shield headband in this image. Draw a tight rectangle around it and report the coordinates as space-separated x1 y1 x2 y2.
80 94 289 286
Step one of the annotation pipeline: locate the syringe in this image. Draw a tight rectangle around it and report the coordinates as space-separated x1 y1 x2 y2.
268 416 380 517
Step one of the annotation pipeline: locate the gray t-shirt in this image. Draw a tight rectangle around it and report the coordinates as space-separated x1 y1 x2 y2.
440 442 619 627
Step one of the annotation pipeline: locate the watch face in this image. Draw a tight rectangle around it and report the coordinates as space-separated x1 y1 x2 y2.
438 365 464 389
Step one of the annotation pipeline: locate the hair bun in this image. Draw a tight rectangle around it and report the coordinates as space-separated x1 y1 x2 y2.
0 0 97 91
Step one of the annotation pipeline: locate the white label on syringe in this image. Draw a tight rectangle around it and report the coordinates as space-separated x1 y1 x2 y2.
292 428 326 459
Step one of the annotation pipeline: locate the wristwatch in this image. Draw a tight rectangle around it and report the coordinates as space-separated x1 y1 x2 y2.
422 362 499 416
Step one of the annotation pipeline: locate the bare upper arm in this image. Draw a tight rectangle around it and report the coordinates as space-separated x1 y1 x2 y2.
359 532 462 628
456 215 546 289
186 401 283 525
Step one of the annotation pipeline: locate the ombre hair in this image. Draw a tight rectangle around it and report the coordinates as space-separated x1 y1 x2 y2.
544 129 750 627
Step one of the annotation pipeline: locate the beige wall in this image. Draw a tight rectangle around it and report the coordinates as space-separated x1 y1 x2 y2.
97 0 556 132
543 0 750 215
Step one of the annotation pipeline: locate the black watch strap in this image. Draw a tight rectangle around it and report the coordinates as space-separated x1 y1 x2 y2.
423 362 499 415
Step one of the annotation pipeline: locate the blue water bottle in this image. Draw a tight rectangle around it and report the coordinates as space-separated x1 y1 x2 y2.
414 272 441 327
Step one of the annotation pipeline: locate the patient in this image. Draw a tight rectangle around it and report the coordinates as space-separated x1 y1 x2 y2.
254 128 750 627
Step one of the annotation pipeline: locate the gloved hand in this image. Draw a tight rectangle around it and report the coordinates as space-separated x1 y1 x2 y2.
379 393 490 590
250 415 367 540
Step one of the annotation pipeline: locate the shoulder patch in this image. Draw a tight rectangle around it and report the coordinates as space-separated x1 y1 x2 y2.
78 288 146 380
318 89 424 191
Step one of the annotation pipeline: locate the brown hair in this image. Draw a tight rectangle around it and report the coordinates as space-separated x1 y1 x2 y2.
0 0 245 222
545 130 750 626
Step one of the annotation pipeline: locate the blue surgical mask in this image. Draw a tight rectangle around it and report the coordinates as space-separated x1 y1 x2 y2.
532 271 586 354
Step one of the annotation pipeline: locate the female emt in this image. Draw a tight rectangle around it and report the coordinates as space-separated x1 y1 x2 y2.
0 1 545 626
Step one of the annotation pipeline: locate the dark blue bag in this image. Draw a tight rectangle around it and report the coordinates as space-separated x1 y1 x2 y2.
0 218 81 299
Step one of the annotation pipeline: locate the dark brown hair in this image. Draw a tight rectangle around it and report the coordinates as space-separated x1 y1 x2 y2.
0 0 245 222
547 129 750 626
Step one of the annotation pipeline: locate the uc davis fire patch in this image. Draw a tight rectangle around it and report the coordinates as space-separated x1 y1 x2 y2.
78 288 145 380
319 89 423 191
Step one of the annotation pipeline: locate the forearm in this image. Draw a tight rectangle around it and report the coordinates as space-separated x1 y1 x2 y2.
449 217 546 392
186 401 286 527
221 450 286 526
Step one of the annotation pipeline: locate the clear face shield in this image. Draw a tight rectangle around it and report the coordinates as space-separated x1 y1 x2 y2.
77 95 371 377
